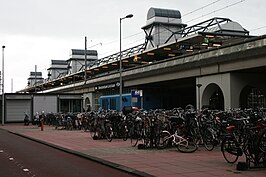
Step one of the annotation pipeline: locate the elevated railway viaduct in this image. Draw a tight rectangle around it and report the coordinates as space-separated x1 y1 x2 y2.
4 8 265 124
36 35 266 111
17 8 266 112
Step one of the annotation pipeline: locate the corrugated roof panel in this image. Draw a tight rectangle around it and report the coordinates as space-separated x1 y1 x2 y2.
147 7 181 20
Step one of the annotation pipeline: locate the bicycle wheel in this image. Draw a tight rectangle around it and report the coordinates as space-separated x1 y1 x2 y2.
120 124 128 141
157 131 170 149
130 127 140 147
142 125 151 148
256 128 266 165
177 137 198 153
203 128 215 151
105 125 113 142
221 136 240 164
257 128 266 153
142 135 150 148
89 124 97 138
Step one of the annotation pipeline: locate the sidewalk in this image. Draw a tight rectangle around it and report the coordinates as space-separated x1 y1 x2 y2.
1 124 265 177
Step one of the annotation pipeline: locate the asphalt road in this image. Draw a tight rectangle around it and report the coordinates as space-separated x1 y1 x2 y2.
0 129 136 177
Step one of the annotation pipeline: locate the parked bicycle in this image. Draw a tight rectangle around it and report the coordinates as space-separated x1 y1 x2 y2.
221 117 266 168
197 110 219 151
88 110 114 142
157 115 198 153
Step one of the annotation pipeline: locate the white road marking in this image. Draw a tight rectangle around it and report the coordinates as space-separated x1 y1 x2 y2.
23 168 29 172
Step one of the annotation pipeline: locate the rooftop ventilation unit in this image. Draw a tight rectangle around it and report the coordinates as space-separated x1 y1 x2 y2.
47 60 68 80
27 72 44 87
142 7 187 50
67 49 98 74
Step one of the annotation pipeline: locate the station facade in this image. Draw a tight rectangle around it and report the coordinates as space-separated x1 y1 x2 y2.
3 7 266 122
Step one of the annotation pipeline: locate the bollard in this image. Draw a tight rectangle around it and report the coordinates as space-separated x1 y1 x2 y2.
41 119 44 131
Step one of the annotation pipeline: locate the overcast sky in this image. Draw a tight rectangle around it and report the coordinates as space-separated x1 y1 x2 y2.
0 0 265 92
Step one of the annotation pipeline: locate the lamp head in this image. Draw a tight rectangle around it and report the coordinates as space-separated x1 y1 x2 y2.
126 14 133 18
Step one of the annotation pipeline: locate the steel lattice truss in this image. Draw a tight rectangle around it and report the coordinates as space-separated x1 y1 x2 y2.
89 43 145 69
19 17 252 93
165 17 249 44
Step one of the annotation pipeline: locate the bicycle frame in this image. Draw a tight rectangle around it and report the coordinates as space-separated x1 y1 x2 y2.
222 124 263 167
161 130 189 147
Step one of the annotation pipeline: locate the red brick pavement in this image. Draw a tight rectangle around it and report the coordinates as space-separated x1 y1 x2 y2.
1 124 266 177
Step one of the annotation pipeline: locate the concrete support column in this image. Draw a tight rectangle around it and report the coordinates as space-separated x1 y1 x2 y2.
197 73 231 110
83 93 93 111
198 72 266 110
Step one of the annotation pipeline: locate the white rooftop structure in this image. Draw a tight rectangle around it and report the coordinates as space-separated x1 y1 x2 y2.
67 49 98 74
142 7 187 50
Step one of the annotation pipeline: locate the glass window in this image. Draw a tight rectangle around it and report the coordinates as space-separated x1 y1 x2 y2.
110 98 116 110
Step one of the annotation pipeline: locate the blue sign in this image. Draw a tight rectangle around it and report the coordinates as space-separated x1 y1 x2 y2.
131 90 142 97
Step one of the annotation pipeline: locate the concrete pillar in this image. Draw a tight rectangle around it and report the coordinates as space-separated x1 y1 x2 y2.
197 73 231 110
83 93 93 112
198 72 266 110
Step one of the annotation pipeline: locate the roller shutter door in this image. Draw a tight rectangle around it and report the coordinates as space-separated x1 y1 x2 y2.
33 95 57 114
6 99 32 122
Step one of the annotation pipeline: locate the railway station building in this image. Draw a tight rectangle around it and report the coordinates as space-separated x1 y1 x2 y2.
2 7 266 122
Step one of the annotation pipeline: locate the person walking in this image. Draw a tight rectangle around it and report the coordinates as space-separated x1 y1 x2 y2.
24 112 30 126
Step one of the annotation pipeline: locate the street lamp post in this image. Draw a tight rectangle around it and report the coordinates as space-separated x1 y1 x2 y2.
84 36 87 82
2 46 5 126
119 14 133 111
196 83 202 111
84 38 102 83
